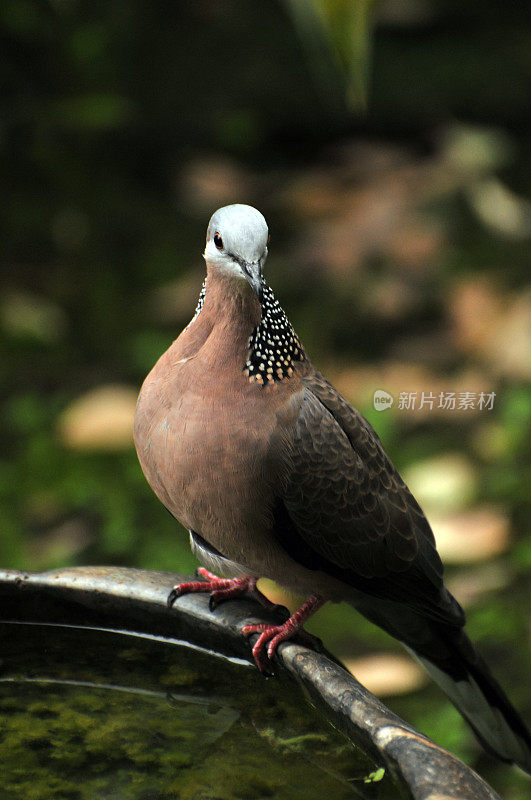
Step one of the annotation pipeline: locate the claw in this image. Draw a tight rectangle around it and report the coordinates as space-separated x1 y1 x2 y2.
209 593 223 611
241 593 324 671
167 569 273 611
167 588 178 608
167 573 324 672
167 578 213 608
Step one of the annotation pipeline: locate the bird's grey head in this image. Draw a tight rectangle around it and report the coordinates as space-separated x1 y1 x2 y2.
204 204 269 299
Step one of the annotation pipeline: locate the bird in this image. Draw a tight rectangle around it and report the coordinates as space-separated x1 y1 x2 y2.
134 203 531 771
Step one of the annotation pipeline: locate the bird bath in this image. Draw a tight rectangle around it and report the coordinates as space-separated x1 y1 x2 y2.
0 567 500 800
0 623 392 800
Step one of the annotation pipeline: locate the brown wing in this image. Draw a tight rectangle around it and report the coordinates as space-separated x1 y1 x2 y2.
278 371 462 624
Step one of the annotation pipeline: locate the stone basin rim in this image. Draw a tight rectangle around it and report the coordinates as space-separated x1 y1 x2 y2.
0 565 501 800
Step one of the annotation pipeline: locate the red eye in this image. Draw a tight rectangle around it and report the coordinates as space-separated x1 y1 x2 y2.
214 232 223 249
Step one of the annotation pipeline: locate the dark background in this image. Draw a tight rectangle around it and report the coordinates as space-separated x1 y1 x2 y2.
1 2 530 796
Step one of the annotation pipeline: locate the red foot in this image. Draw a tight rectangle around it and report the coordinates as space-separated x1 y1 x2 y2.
167 567 280 612
242 593 324 672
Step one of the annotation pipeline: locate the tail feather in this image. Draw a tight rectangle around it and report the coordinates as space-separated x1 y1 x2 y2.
353 596 531 770
406 626 531 772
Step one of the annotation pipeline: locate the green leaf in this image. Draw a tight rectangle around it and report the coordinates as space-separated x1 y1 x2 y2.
363 766 385 783
285 0 378 111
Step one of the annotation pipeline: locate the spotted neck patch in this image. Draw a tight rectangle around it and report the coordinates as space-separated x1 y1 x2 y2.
244 282 305 384
185 278 206 330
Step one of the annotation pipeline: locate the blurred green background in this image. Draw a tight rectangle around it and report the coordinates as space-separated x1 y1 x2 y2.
1 1 530 796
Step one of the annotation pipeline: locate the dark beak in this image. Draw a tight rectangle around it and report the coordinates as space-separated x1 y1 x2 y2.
243 261 263 301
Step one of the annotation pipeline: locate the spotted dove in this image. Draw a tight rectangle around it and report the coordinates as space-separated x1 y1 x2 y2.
134 204 531 771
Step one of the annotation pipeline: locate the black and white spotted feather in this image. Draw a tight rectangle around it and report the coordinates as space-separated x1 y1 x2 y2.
244 282 305 383
189 278 206 326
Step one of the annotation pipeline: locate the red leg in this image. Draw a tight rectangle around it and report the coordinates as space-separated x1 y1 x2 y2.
242 593 325 672
167 567 280 612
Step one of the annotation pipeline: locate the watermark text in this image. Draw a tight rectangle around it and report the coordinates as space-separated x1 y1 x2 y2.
373 390 496 412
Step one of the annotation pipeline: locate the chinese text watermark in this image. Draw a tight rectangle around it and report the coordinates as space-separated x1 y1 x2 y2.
373 390 496 412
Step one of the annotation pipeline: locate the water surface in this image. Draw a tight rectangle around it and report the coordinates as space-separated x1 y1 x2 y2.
0 622 399 799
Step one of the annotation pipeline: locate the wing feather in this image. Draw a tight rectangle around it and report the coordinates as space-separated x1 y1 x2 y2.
278 371 462 625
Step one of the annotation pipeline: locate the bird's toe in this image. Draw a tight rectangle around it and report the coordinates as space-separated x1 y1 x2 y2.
167 586 181 608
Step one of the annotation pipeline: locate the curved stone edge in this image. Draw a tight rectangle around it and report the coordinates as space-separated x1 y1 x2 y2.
0 566 500 800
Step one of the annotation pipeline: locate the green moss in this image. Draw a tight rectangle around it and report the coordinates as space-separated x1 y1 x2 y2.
0 624 397 800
